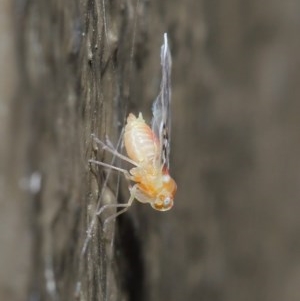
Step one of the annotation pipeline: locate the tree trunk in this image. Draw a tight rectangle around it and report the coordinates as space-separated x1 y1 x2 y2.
1 0 300 300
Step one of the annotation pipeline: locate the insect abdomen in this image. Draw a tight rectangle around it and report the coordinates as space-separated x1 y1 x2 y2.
124 113 159 164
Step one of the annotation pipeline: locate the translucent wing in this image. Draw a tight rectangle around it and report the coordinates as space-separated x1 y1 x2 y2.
151 33 172 169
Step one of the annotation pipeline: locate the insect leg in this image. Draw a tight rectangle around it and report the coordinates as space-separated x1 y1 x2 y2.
96 185 137 229
81 134 124 257
91 134 138 166
88 159 133 181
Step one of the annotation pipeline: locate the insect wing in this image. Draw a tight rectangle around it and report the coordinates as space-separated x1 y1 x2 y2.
151 33 172 169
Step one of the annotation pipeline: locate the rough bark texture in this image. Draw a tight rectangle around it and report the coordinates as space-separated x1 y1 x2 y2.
1 0 300 300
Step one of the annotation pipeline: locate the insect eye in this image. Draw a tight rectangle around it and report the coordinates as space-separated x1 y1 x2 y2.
152 197 173 211
163 197 172 208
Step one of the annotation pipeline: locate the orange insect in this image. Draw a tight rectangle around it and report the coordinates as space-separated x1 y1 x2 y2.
89 33 176 223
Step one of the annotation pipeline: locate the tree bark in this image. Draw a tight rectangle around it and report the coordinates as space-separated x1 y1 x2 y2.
1 0 300 301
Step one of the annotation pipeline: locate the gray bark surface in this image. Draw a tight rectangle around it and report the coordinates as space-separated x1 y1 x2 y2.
1 0 300 300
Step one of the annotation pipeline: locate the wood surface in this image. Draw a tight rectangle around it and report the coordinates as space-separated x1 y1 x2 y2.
1 0 300 300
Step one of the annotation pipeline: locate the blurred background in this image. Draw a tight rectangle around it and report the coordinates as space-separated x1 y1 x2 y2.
1 0 300 300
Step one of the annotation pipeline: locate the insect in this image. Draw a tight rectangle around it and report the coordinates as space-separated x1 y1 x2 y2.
89 33 176 224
